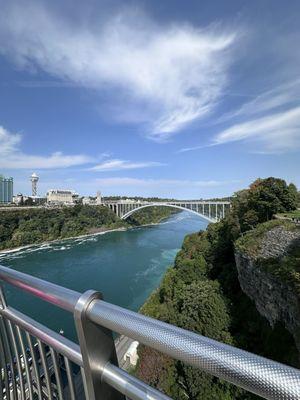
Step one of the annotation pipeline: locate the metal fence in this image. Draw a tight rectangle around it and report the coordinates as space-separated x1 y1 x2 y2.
0 264 300 400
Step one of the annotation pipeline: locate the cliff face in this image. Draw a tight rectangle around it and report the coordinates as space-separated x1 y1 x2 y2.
235 223 300 351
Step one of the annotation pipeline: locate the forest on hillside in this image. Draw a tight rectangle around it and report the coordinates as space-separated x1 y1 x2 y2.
0 204 178 251
136 178 300 399
0 205 125 250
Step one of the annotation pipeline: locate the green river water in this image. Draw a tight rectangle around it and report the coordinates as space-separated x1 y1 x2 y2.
0 211 208 341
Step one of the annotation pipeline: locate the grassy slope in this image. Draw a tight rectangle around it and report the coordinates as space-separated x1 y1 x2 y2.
276 210 300 219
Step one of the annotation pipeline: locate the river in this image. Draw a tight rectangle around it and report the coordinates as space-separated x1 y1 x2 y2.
0 211 208 341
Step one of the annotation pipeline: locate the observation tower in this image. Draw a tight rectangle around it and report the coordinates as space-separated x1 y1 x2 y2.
30 172 39 197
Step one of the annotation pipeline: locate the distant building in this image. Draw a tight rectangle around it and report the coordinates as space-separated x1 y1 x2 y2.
82 196 95 205
13 194 46 206
82 191 102 206
96 191 102 205
31 196 47 206
13 193 25 205
0 175 13 204
47 189 78 205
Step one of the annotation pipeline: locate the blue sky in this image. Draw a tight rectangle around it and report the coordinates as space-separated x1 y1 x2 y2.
0 0 299 199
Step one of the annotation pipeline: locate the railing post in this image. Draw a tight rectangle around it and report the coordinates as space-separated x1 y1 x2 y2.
0 285 7 309
74 290 125 400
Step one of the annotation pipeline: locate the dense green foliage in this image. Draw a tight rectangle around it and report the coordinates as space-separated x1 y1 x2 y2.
0 205 126 250
232 177 298 231
0 204 181 251
138 236 237 399
126 206 179 226
136 177 299 399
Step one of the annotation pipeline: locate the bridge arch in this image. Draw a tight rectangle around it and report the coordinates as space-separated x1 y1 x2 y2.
120 203 216 223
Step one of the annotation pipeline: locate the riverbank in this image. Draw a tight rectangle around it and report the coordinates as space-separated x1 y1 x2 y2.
0 218 179 257
0 204 179 253
0 225 130 256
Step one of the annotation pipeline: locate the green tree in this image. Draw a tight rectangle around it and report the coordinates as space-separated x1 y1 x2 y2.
232 178 298 230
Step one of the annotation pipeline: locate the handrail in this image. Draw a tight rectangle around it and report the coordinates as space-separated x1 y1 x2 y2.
0 264 80 311
1 264 300 399
0 305 170 400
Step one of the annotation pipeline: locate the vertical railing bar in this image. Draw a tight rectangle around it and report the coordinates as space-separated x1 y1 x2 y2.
16 326 34 399
0 354 3 400
80 367 89 400
0 328 10 400
26 333 43 400
7 321 25 400
64 357 76 400
37 339 53 400
50 348 64 400
0 318 17 399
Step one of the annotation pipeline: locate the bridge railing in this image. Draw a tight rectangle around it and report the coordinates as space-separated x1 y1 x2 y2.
0 264 300 400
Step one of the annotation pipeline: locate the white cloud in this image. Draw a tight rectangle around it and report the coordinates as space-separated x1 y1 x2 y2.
214 106 300 153
90 159 165 172
219 79 300 123
178 78 300 153
0 126 21 155
94 177 239 188
0 2 236 140
0 126 93 169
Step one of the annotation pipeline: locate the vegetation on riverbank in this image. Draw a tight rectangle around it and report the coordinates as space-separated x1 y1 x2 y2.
0 205 127 250
0 204 180 251
126 206 179 226
136 178 299 399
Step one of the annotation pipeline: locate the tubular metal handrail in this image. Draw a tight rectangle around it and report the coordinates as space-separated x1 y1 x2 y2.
0 264 300 400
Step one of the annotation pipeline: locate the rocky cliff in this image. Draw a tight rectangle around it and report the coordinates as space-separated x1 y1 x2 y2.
235 221 300 352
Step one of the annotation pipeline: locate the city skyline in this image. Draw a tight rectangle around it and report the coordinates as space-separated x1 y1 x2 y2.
0 0 299 199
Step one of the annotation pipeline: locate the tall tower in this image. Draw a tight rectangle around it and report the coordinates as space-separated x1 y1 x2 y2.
96 191 102 205
30 173 39 197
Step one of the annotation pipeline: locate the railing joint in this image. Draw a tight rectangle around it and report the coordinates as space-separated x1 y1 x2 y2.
74 290 125 400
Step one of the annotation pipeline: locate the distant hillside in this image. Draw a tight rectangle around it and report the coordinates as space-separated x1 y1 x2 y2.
0 205 126 250
0 204 181 251
126 206 179 226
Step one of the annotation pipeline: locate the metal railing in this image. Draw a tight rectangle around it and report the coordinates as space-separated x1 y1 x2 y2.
0 264 300 400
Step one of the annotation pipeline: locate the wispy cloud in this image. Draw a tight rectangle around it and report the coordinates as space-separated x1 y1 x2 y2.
214 106 300 153
0 126 93 169
177 143 217 153
0 1 236 140
178 79 300 154
218 79 300 123
90 159 165 172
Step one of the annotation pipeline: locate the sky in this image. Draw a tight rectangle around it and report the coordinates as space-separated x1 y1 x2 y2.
0 0 299 199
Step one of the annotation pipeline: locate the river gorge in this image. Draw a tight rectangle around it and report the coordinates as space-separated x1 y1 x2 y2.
0 211 207 341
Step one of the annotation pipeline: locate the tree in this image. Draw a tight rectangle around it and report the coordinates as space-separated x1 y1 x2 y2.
232 178 298 229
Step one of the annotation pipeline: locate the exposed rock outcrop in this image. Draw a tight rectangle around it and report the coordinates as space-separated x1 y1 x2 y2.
258 225 300 259
235 223 300 351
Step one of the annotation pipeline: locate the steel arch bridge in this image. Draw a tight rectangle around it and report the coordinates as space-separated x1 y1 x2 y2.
104 201 231 223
